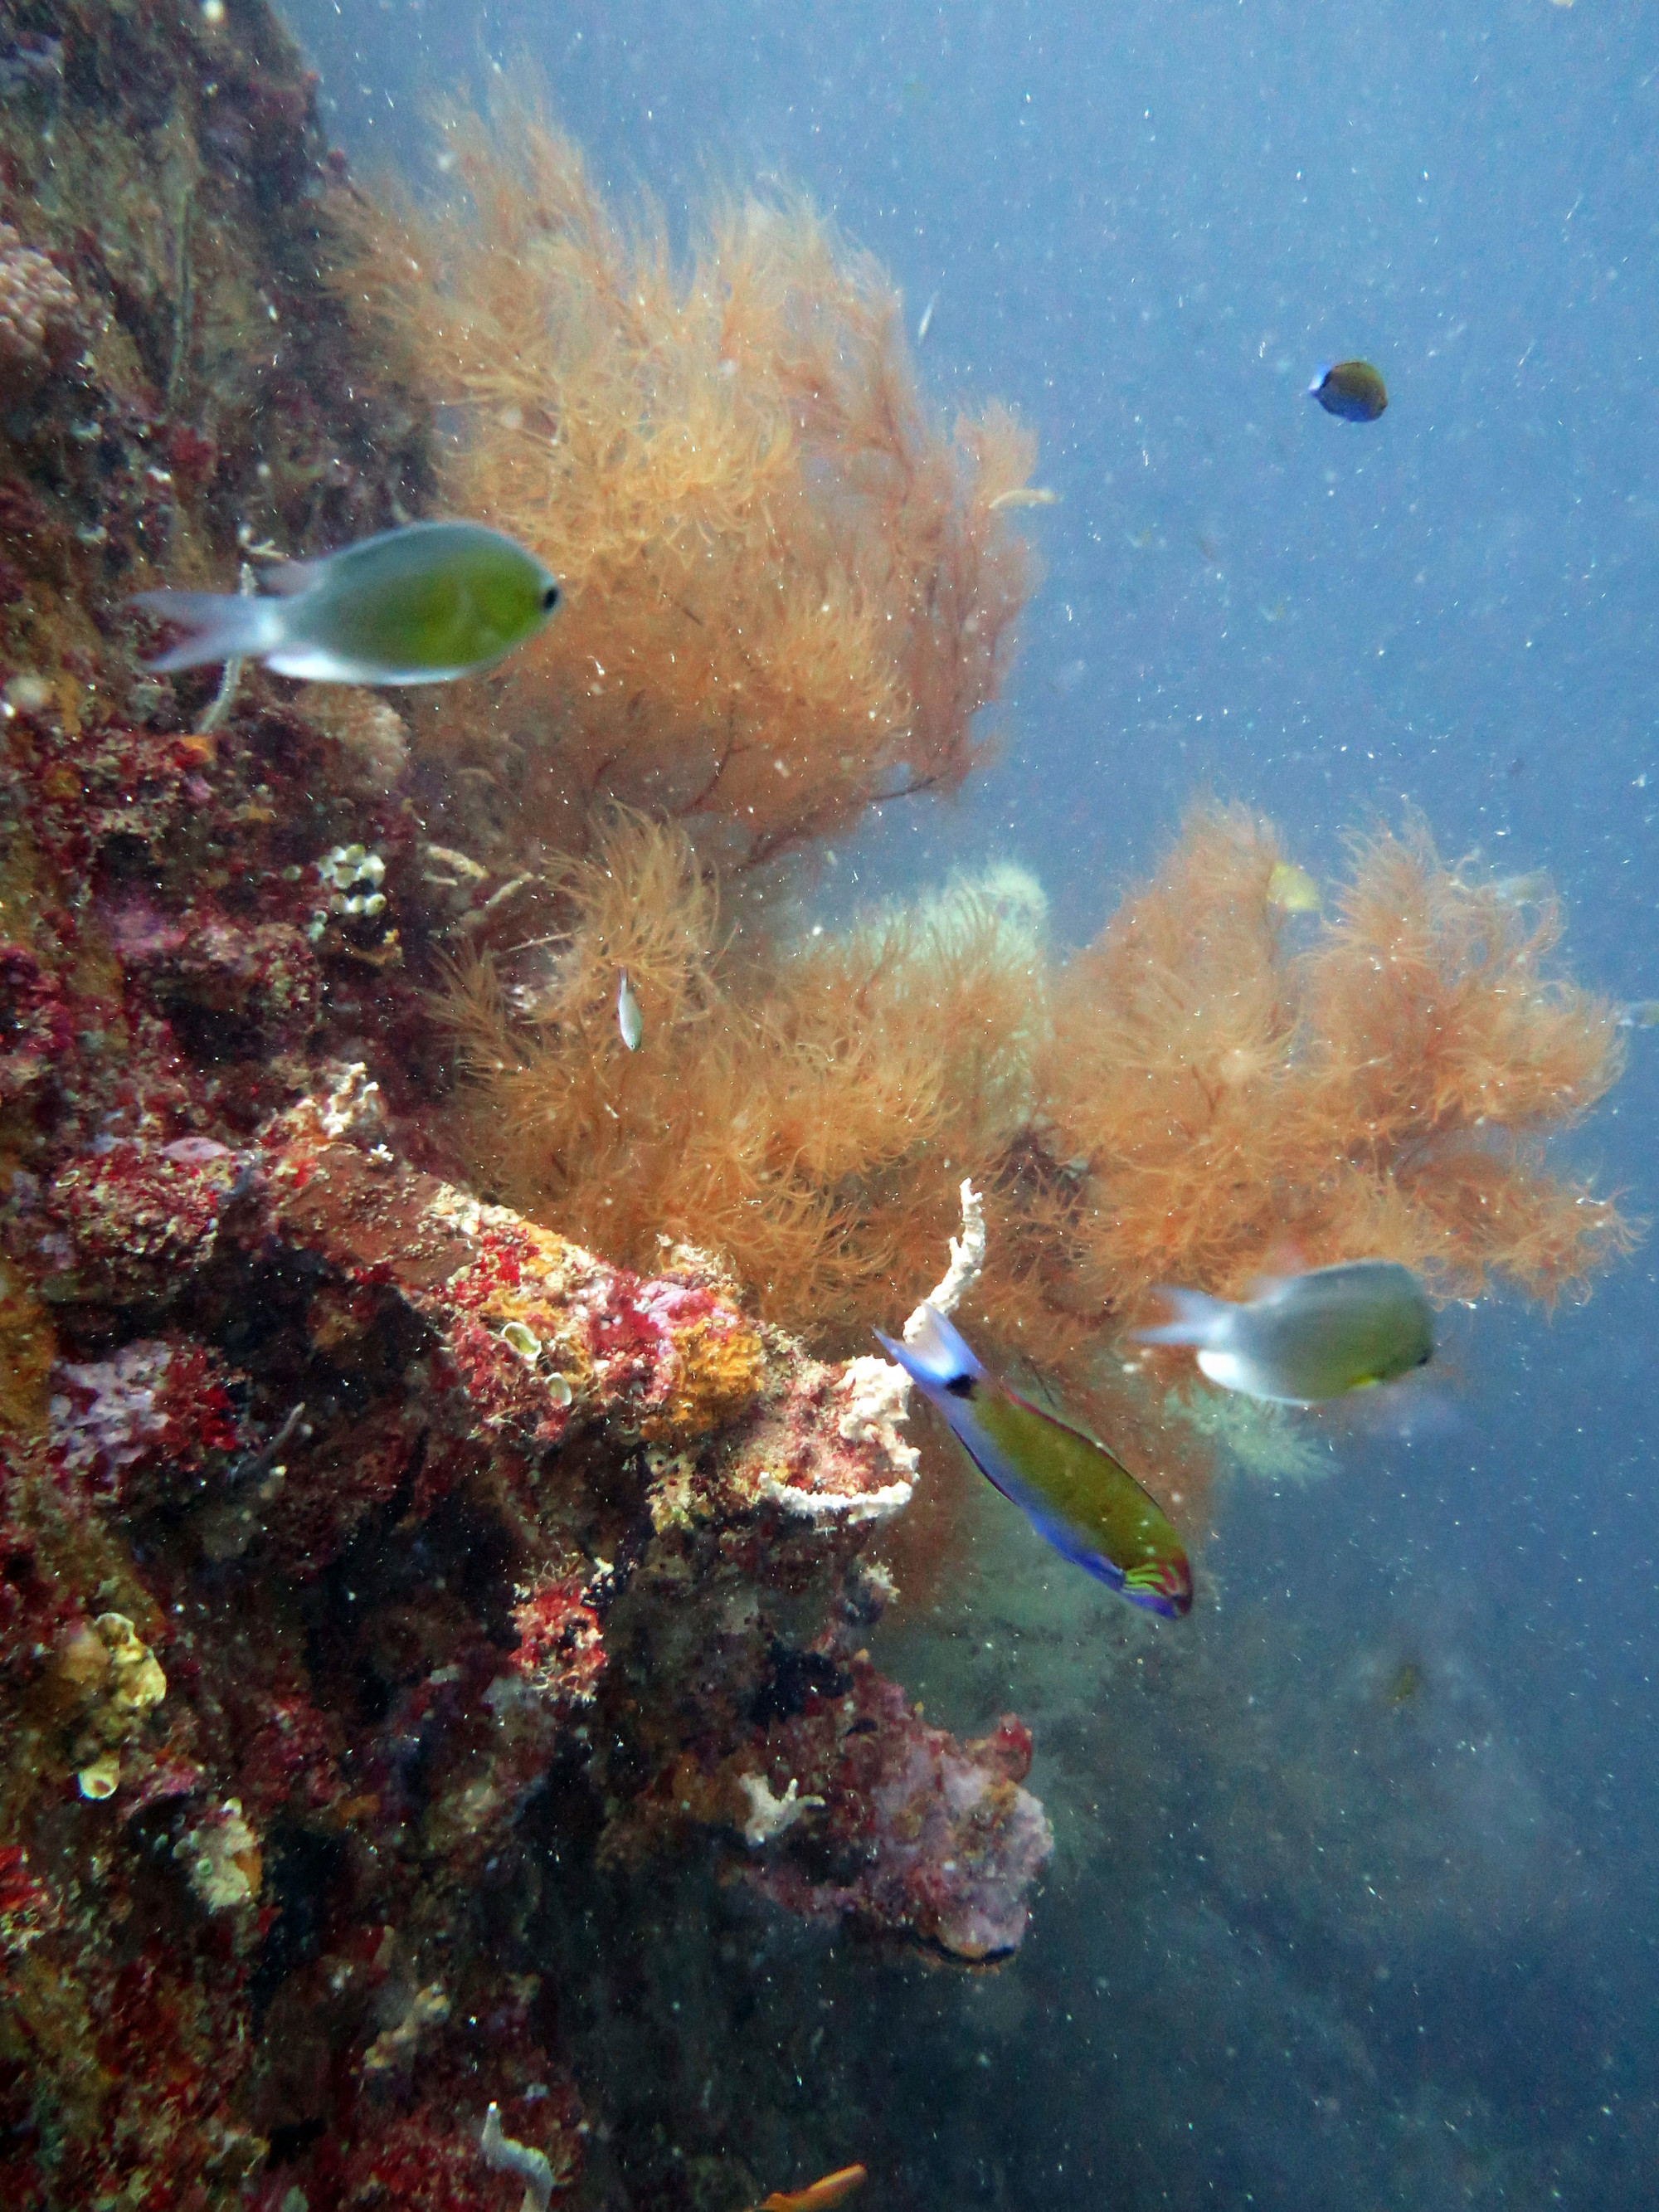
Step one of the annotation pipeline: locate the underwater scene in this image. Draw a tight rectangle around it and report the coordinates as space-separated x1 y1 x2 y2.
0 0 1656 2205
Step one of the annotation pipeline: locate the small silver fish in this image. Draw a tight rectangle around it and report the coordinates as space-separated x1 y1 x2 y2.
1489 871 1551 906
917 290 937 345
1133 1259 1434 1405
988 485 1060 512
1616 999 1659 1029
616 972 643 1050
132 520 560 686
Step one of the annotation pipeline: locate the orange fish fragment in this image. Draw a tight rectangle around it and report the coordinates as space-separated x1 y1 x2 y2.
760 2164 868 2212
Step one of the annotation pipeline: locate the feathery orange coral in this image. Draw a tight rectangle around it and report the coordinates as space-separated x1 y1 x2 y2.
1035 808 1630 1314
445 806 1632 1537
343 112 1036 869
444 811 1041 1318
367 110 1631 1538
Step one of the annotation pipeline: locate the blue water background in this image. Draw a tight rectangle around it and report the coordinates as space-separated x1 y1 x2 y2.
283 2 1659 2200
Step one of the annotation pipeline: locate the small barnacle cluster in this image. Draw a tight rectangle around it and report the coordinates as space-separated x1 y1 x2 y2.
56 1611 168 1799
498 1319 576 1405
309 840 397 962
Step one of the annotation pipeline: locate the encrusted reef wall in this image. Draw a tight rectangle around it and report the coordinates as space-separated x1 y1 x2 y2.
0 6 1051 2207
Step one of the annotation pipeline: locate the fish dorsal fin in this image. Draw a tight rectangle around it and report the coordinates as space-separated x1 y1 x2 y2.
260 558 321 597
1246 1235 1313 1301
901 1300 985 1391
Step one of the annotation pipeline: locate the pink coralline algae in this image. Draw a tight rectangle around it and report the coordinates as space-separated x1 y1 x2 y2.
48 1335 244 1513
743 1669 1053 1962
630 1649 1054 1965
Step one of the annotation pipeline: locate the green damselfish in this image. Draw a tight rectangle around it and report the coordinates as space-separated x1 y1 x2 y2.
1133 1259 1434 1404
133 519 560 685
876 1303 1192 1619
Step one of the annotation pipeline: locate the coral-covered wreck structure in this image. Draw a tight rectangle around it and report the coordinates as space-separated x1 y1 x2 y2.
0 4 1631 2208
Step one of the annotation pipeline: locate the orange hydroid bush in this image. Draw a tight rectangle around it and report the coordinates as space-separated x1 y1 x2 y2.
1035 807 1632 1323
343 110 1037 868
443 811 1045 1318
445 806 1632 1534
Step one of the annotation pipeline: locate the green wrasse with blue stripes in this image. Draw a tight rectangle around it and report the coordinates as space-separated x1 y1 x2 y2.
875 1303 1192 1619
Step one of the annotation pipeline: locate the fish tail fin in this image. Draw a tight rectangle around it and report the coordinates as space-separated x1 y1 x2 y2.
1131 1287 1233 1348
873 1300 986 1392
130 589 285 672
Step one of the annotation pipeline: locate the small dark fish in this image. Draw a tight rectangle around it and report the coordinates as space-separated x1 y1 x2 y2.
1308 359 1388 422
1387 1659 1423 1708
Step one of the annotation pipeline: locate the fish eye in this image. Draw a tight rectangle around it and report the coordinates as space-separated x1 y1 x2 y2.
540 583 560 611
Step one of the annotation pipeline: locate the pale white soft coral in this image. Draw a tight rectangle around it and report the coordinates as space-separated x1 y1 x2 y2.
479 2102 554 2212
910 1175 985 1333
761 1178 985 1527
737 1772 825 1847
0 224 84 381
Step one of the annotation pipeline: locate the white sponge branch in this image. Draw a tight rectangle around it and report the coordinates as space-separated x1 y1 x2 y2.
479 2102 554 2212
907 1177 984 1341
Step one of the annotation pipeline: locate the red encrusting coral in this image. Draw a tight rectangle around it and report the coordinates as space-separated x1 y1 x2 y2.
511 1573 607 1710
5 1045 1010 2201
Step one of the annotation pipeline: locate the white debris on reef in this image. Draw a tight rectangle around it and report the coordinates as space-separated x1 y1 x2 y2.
738 1773 825 1848
479 2101 554 2212
834 1355 920 1463
910 1175 985 1333
314 1061 388 1145
754 1464 917 1526
762 1178 986 1526
173 1797 260 1912
363 1981 450 2075
757 1357 918 1523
